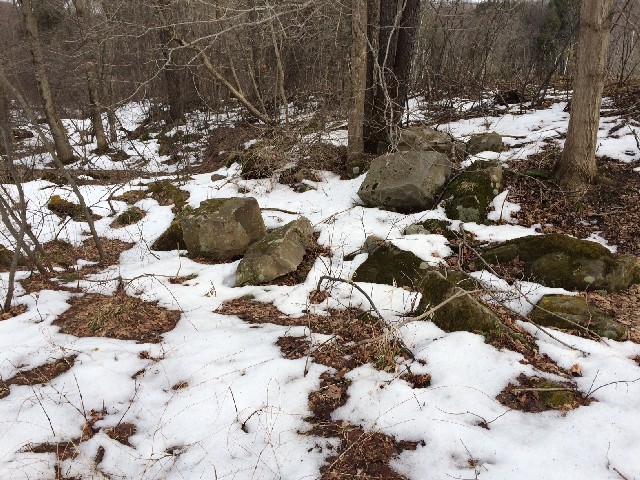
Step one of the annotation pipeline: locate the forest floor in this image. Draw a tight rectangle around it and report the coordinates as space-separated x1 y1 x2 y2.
1 94 639 480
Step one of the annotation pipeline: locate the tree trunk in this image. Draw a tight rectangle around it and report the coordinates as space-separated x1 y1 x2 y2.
18 0 75 164
73 0 109 153
363 0 421 153
158 25 184 123
556 0 614 195
348 0 368 161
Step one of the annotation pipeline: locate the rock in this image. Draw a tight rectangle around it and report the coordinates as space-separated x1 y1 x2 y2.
482 234 640 292
12 128 34 141
403 219 457 241
416 271 510 339
151 219 186 251
442 160 503 222
236 217 313 286
48 195 100 221
210 174 226 182
352 241 433 288
111 207 145 228
397 126 454 155
466 132 503 155
494 90 524 106
531 295 627 340
357 151 452 213
181 197 266 260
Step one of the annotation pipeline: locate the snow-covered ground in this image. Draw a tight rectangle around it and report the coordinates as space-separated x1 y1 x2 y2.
1 99 640 479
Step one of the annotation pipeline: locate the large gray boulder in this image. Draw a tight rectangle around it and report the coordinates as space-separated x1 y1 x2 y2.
531 295 627 340
181 197 266 260
357 151 452 213
236 217 313 286
482 234 640 293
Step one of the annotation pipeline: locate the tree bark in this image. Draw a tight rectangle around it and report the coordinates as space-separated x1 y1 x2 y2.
348 0 368 161
557 0 614 195
73 0 109 153
363 0 421 153
18 0 75 164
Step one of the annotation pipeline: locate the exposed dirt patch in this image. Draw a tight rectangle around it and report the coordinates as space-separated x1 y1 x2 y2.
307 421 422 480
114 189 147 204
200 123 263 172
219 300 408 371
497 374 592 412
105 423 136 446
0 356 76 400
219 298 420 479
505 147 640 255
1 303 27 320
53 290 180 343
40 238 133 270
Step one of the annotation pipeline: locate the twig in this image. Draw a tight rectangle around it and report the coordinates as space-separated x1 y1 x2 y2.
315 275 384 320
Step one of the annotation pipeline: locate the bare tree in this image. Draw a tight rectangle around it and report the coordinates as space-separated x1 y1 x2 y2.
72 0 110 153
348 0 368 161
364 0 421 153
17 0 75 164
557 0 615 195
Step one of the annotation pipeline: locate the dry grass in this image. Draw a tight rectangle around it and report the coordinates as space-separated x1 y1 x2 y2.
53 291 180 343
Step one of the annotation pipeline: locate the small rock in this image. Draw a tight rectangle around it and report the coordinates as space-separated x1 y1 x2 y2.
236 217 313 286
466 132 503 155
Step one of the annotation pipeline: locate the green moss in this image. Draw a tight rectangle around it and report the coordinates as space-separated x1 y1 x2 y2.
484 234 612 264
417 271 513 339
147 180 189 211
111 208 145 228
352 243 433 288
151 219 186 251
442 162 502 223
48 195 99 221
531 295 627 340
533 379 577 409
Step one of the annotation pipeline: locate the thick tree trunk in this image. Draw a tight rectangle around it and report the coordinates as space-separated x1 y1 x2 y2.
73 0 109 153
557 0 614 196
348 0 368 161
18 0 75 164
158 25 184 123
363 0 421 153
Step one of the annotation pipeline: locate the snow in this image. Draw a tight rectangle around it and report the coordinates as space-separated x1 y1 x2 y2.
1 98 640 479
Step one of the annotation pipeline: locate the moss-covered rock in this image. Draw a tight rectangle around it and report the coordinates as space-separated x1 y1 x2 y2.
403 219 457 241
111 207 145 228
416 271 511 340
114 189 147 205
181 197 266 260
533 378 578 409
151 219 186 251
441 160 503 223
531 295 627 340
48 195 99 221
352 242 434 288
236 217 313 286
482 234 640 292
466 132 503 155
147 180 189 211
